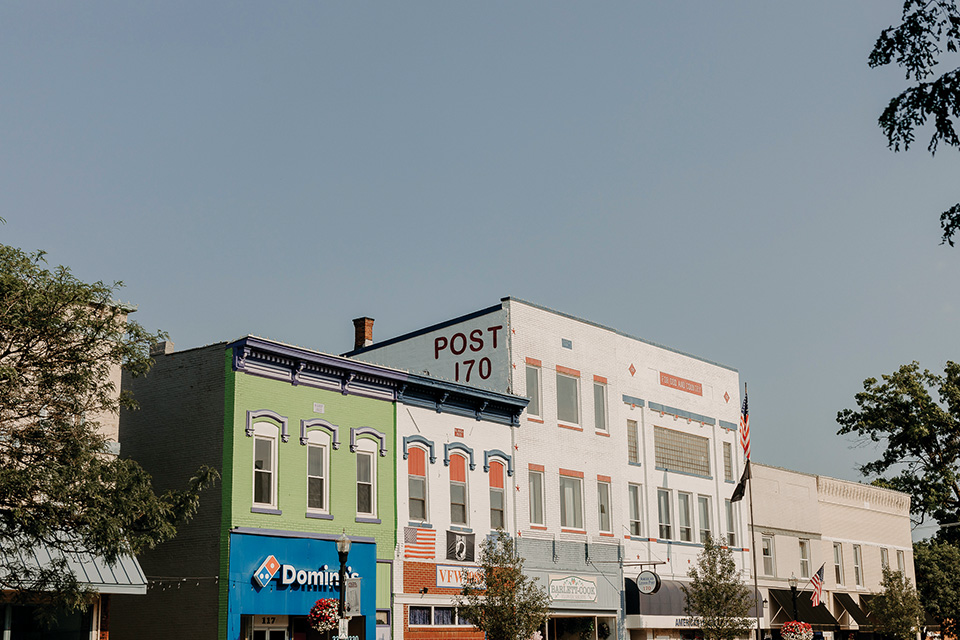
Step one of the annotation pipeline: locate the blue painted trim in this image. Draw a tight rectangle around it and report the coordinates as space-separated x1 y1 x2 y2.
403 435 437 464
622 395 645 407
719 420 739 431
341 303 504 357
628 462 643 468
407 522 434 529
658 539 705 548
246 409 290 443
725 479 736 484
356 517 382 524
648 402 715 426
654 466 713 480
300 418 341 448
231 527 377 544
444 442 476 471
351 427 388 457
483 449 514 476
251 506 282 516
306 512 334 520
449 525 473 533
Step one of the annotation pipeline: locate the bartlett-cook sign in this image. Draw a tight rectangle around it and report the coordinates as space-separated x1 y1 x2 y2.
548 575 598 602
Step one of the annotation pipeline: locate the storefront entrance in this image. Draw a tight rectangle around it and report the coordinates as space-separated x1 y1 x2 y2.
253 614 289 640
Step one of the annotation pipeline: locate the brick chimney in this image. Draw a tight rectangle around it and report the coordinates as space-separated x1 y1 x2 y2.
352 317 374 350
150 340 175 356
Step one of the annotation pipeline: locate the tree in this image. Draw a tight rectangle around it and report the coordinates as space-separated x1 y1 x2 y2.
913 539 960 637
868 566 924 640
869 1 960 245
454 530 550 640
836 361 960 528
0 245 217 613
682 536 754 640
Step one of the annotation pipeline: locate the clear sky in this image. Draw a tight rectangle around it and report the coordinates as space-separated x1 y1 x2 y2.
2 2 958 492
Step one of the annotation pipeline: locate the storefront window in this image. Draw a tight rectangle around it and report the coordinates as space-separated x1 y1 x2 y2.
410 606 431 625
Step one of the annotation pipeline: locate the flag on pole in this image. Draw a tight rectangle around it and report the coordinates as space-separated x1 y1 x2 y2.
811 563 825 607
731 459 751 502
739 389 751 459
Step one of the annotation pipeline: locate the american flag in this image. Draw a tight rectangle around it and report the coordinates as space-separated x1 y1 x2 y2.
739 389 750 460
403 527 436 559
811 563 825 607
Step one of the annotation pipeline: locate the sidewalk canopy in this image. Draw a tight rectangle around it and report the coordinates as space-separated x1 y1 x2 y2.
4 543 147 595
835 592 870 626
769 589 838 627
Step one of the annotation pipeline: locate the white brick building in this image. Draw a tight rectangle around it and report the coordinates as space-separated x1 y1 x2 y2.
346 298 753 640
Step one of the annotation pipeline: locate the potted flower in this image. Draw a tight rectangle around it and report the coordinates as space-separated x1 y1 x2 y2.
308 598 341 633
781 621 813 640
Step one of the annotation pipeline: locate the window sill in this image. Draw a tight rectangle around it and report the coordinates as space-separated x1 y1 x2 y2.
595 430 610 437
356 516 381 524
449 525 473 533
527 417 544 424
306 512 333 520
558 423 582 432
599 532 615 537
408 522 434 528
529 524 548 530
251 506 282 515
560 528 586 535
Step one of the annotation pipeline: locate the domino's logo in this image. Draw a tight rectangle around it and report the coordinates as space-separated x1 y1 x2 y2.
254 555 281 588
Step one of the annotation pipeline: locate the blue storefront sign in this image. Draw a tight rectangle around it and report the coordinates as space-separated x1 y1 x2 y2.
228 530 377 640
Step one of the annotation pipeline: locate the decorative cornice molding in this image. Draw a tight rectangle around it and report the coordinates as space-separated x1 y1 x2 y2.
246 409 289 443
350 427 388 457
444 442 476 471
402 435 437 464
300 419 340 448
484 449 514 476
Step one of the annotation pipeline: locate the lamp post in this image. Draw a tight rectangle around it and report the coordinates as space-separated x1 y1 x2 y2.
788 573 800 622
337 531 352 638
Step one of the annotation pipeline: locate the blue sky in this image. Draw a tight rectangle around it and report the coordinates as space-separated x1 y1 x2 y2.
2 2 958 494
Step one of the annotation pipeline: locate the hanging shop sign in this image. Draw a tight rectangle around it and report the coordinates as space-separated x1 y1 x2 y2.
635 570 662 595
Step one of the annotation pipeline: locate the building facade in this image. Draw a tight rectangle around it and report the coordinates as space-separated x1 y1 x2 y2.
110 336 525 640
345 297 753 640
750 463 915 640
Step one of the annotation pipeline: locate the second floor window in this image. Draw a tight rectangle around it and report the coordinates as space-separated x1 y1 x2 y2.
356 448 376 516
408 447 427 521
723 442 734 482
593 381 607 432
252 421 279 508
627 420 640 464
597 481 611 533
800 539 811 578
678 492 693 542
853 544 863 586
834 542 845 585
556 372 580 425
762 536 775 575
526 365 541 418
450 454 468 525
698 495 712 543
307 443 327 511
529 469 544 526
880 547 889 569
628 484 642 536
559 474 583 529
489 461 505 530
658 489 672 539
725 499 736 546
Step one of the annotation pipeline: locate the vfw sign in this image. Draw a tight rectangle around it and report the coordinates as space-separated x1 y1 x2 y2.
436 564 482 589
548 575 598 602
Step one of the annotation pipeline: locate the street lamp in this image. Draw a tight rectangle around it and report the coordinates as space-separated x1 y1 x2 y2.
337 531 352 635
788 573 800 622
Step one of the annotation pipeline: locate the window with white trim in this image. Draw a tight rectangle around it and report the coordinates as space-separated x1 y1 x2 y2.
593 381 607 432
834 542 845 585
723 442 734 482
529 469 544 526
678 492 693 542
408 447 428 521
800 539 811 578
253 422 278 508
628 484 642 536
725 499 736 546
762 536 775 576
597 481 611 533
306 430 329 513
489 460 505 530
627 420 640 464
880 547 889 569
408 606 473 627
698 495 712 543
654 426 711 477
450 454 468 525
559 474 583 529
658 488 672 539
526 365 541 418
556 372 580 425
853 544 863 586
356 439 377 517
897 549 905 573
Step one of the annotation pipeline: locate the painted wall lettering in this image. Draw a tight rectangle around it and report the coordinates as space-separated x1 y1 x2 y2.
434 326 503 360
659 372 703 396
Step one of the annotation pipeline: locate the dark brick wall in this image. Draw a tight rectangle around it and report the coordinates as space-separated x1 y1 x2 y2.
110 344 227 640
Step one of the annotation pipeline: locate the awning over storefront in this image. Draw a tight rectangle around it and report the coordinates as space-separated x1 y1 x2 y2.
769 589 838 628
625 578 761 618
6 543 147 595
835 593 870 626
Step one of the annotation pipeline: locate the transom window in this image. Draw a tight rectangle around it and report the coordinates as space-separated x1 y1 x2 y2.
654 426 711 478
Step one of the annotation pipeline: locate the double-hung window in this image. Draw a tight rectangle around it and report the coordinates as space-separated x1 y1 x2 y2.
529 468 544 526
698 495 712 543
880 547 889 569
306 430 330 513
628 484 642 536
657 489 672 539
489 461 505 530
356 440 377 517
897 550 905 573
597 480 612 533
559 472 583 530
593 380 607 432
252 422 278 508
526 364 542 419
678 492 693 542
800 539 811 578
725 499 736 546
762 536 775 576
853 544 863 586
834 542 845 585
556 370 580 425
450 454 468 525
408 447 428 521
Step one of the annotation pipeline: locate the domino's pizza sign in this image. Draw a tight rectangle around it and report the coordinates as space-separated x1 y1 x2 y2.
255 555 281 588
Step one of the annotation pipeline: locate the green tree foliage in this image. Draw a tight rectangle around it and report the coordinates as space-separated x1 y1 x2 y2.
913 539 960 637
836 361 960 527
870 1 960 245
0 245 217 612
454 531 550 640
682 537 754 640
867 567 924 640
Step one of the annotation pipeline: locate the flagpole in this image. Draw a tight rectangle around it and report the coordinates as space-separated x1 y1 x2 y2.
742 383 762 640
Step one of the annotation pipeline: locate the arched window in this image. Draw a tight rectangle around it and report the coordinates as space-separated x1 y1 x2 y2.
489 460 505 530
306 429 330 513
450 454 468 526
408 447 428 522
356 437 378 517
252 422 279 508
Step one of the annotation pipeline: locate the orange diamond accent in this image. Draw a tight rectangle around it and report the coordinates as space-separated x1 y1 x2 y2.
628 364 636 376
724 392 730 403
